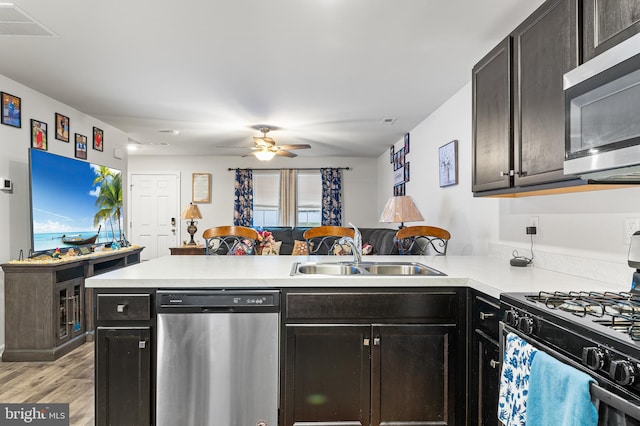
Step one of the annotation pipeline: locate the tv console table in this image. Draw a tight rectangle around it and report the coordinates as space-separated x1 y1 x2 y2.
1 247 143 361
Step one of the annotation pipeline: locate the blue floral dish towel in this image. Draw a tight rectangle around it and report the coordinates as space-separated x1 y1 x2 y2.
498 332 538 426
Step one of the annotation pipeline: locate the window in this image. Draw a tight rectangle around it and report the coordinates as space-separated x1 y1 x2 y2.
252 170 321 227
253 172 279 228
297 172 321 226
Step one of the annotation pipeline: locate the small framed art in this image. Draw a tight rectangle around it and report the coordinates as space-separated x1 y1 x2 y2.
1 92 21 128
439 140 458 187
55 113 69 142
93 127 104 151
75 133 87 159
404 133 410 154
192 173 211 203
31 119 47 151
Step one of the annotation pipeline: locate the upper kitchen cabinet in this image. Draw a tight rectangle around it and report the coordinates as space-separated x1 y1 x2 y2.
513 0 578 187
472 0 579 195
472 38 512 192
583 0 640 62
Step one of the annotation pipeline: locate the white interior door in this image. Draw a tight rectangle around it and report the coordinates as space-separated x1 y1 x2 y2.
129 173 180 260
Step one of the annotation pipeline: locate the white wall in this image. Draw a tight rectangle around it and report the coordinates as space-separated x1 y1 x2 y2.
0 73 130 353
377 81 640 285
127 155 380 246
377 83 499 255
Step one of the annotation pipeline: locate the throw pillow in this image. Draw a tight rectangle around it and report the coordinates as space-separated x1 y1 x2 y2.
227 240 254 256
362 243 373 255
261 241 282 256
292 240 309 255
332 243 352 256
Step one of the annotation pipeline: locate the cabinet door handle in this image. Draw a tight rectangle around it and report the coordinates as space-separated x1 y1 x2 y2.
373 337 381 346
138 340 147 349
490 359 500 369
363 338 370 346
479 312 496 320
500 170 514 177
116 304 126 313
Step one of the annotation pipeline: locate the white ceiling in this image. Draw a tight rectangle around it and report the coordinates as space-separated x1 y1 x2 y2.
0 0 545 158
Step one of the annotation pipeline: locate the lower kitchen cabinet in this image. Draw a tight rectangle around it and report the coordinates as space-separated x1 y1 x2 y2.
95 327 151 426
94 290 153 426
468 290 501 426
282 288 463 426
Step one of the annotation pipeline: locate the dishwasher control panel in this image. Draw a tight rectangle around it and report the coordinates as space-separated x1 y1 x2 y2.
157 290 280 313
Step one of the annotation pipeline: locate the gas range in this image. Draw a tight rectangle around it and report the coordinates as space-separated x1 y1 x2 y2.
501 291 640 403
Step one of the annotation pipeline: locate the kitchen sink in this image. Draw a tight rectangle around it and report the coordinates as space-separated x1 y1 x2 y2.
291 261 446 276
295 263 362 275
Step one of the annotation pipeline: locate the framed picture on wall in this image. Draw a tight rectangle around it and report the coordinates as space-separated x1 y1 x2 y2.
75 133 87 159
1 92 21 128
31 119 48 151
55 113 70 142
93 127 104 151
404 133 410 154
404 161 410 183
389 146 394 164
439 140 458 187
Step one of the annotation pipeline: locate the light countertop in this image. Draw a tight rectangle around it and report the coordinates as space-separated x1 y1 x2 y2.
85 255 630 299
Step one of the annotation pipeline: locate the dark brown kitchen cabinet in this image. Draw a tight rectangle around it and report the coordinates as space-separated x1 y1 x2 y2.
55 278 85 347
512 0 579 187
472 37 512 193
472 0 579 195
96 327 151 426
282 289 463 426
583 0 640 62
468 290 501 426
95 291 153 426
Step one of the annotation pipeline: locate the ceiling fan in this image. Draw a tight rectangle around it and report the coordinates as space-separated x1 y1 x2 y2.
245 127 311 161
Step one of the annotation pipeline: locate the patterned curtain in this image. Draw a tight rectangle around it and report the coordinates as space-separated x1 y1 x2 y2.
320 168 343 226
234 169 253 226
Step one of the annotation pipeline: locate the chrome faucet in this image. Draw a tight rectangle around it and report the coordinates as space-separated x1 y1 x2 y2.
338 223 362 264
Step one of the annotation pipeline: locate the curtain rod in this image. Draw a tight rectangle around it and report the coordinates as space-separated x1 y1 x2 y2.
228 167 351 171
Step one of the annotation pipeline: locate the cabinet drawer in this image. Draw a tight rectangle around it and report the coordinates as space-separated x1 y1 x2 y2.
286 291 458 322
473 294 499 338
97 294 151 321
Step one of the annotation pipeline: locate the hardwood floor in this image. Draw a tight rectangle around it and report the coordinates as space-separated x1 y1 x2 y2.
0 342 94 425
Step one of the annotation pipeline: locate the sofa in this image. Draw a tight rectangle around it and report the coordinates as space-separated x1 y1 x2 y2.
262 227 403 255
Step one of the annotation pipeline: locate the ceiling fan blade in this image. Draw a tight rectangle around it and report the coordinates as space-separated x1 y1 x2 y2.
242 151 260 157
275 150 297 158
253 136 276 145
276 144 311 150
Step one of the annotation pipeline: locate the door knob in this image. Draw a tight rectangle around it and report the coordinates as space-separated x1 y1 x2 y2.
171 217 176 226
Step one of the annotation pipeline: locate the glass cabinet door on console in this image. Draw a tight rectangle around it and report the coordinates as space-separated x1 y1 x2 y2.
55 278 84 346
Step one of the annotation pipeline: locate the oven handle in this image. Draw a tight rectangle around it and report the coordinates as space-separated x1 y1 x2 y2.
499 322 640 421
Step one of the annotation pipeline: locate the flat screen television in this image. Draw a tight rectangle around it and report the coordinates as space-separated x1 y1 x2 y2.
29 149 122 254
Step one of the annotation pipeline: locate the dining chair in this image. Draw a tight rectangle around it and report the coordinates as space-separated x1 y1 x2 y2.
303 226 355 255
395 226 451 255
202 226 259 255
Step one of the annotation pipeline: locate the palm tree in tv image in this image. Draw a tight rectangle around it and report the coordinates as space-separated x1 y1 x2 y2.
92 166 123 243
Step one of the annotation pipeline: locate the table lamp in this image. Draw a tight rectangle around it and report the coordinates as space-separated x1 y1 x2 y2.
182 202 203 245
379 195 424 228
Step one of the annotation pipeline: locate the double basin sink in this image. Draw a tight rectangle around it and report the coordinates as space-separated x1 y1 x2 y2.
291 261 446 276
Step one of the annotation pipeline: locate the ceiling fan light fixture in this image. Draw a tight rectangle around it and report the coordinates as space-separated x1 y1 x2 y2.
255 149 276 161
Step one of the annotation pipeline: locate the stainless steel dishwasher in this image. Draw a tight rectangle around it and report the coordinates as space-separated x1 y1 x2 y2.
156 290 280 426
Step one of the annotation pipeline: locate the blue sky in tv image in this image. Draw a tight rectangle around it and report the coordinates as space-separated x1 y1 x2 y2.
29 149 122 252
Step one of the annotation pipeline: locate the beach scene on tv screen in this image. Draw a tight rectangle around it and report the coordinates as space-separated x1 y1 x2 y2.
30 149 122 252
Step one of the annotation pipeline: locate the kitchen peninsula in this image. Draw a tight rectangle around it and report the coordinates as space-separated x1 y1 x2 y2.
87 254 623 426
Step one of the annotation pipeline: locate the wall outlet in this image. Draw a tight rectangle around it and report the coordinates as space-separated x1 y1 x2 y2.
625 218 640 244
530 216 539 228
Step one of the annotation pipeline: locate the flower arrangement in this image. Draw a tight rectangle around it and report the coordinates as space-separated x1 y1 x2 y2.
256 230 276 255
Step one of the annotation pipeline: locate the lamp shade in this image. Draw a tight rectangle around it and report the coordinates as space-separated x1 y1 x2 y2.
181 202 203 220
379 196 424 225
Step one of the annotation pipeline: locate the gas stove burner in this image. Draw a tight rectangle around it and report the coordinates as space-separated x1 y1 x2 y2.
527 291 640 319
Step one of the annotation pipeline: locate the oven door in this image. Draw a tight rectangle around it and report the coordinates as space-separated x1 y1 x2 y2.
563 36 640 180
499 322 640 425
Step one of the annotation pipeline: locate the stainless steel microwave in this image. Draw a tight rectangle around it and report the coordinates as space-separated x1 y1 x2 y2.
564 32 640 182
